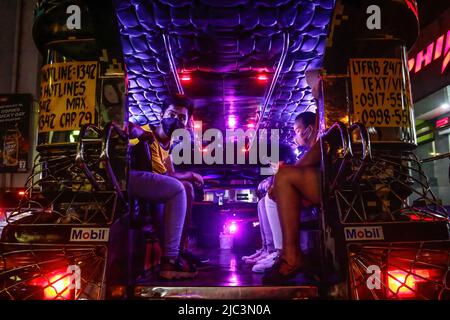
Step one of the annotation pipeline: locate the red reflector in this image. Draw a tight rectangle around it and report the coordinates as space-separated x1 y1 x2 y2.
409 214 435 221
30 270 73 300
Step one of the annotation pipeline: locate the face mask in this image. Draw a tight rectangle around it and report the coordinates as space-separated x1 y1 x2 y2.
161 118 184 136
302 126 312 141
294 133 302 146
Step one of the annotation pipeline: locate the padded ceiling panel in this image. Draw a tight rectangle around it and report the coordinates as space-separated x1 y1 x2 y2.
114 0 335 142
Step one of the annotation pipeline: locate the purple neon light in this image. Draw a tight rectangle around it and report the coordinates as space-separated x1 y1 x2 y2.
227 116 237 129
223 220 239 235
229 221 238 234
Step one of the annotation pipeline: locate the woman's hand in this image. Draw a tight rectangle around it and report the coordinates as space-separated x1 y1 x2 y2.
190 172 204 187
267 184 276 201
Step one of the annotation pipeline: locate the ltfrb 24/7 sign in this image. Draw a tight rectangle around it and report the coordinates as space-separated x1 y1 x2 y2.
39 61 97 133
349 58 413 128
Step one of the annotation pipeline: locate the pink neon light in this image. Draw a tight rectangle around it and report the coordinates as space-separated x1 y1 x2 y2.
443 30 450 74
436 117 449 128
410 29 450 75
434 35 444 60
408 58 415 72
443 54 450 74
415 42 434 73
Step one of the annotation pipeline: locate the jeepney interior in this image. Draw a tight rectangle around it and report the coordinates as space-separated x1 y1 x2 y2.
0 0 449 300
111 0 335 295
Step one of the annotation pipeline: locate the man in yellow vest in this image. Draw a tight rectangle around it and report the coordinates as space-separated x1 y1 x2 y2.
129 94 203 280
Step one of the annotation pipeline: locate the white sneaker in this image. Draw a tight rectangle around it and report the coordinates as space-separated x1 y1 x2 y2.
242 249 264 261
252 251 279 273
244 250 269 264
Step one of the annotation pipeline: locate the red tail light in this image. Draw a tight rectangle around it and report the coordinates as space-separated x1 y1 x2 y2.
387 269 440 298
348 243 450 300
388 270 423 297
1 246 105 300
29 270 73 300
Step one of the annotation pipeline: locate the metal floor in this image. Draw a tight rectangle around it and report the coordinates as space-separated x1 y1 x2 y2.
134 248 319 300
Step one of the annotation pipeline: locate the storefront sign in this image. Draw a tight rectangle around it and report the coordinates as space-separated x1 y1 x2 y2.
408 7 450 101
349 58 412 127
0 94 32 173
408 29 450 75
436 117 449 128
39 61 97 133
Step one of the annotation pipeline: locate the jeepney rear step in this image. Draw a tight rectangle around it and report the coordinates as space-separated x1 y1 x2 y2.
133 285 319 300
